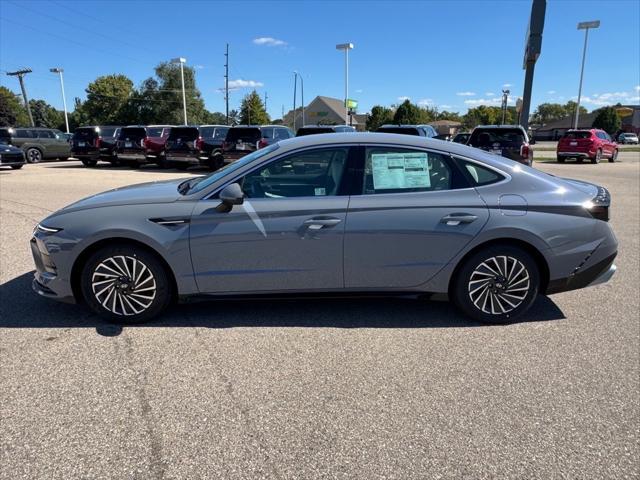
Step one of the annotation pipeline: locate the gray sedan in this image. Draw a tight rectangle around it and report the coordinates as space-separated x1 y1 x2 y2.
31 133 617 324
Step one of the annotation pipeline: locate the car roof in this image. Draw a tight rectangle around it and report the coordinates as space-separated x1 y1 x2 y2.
474 125 526 130
379 124 421 128
198 125 229 128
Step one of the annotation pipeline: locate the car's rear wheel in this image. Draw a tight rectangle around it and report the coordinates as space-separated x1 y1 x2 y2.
592 149 602 164
556 155 565 163
26 148 42 163
81 159 97 167
609 149 618 162
80 244 172 324
451 245 540 324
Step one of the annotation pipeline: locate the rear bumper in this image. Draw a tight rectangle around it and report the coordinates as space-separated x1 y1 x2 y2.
166 153 200 164
546 252 617 294
223 151 252 163
118 152 146 162
557 151 592 158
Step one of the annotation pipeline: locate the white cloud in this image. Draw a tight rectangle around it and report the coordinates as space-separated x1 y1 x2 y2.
580 90 638 106
417 98 434 106
439 104 453 110
547 90 556 94
456 91 475 96
219 79 264 92
355 89 363 94
194 64 205 70
397 96 411 102
485 92 495 96
464 97 516 107
503 83 513 88
253 37 287 47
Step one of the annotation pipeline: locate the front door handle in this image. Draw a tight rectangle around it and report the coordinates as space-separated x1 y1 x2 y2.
303 217 342 230
441 213 478 226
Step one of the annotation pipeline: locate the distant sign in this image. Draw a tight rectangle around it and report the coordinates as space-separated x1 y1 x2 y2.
346 99 358 110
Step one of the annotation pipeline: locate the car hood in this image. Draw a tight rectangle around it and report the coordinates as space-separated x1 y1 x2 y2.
61 178 186 213
1 144 23 154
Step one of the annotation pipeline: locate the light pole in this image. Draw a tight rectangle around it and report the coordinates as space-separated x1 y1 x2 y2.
294 71 305 126
171 57 188 125
574 20 600 129
292 72 297 130
336 43 354 126
501 89 510 124
50 68 69 133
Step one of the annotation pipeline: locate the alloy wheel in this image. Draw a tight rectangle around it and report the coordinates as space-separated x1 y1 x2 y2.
27 148 42 163
91 255 156 316
467 255 530 315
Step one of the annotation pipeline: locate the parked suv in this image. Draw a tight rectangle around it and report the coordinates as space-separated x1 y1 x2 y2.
143 125 173 165
375 124 438 137
196 125 229 168
0 127 71 163
296 125 356 136
557 129 618 164
222 125 294 163
116 126 149 167
467 125 533 166
452 132 471 144
165 125 229 170
72 126 122 167
617 132 639 144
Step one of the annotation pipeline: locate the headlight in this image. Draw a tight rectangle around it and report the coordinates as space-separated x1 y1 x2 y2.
35 223 63 234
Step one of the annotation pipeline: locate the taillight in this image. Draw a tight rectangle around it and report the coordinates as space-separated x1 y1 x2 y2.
520 144 530 159
95 137 102 148
196 137 204 150
258 139 268 149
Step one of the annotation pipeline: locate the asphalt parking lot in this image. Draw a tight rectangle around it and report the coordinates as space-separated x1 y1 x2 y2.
1 152 638 479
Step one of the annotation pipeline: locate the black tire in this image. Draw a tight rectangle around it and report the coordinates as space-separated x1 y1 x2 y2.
207 154 224 171
156 154 169 169
81 159 98 168
556 155 565 163
10 164 23 170
25 147 42 164
174 163 190 171
126 161 141 169
591 149 602 164
609 149 618 163
451 245 540 324
80 244 172 324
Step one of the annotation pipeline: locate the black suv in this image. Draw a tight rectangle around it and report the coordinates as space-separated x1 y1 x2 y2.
222 125 294 163
164 125 229 170
296 125 356 136
116 126 150 167
467 125 533 166
0 127 71 163
72 126 122 167
375 124 438 137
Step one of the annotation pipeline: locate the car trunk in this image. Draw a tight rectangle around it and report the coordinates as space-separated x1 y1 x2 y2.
225 128 261 154
558 132 593 153
119 127 147 156
468 128 527 162
166 127 200 159
72 128 100 154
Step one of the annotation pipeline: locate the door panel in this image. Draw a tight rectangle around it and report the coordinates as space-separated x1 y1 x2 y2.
189 197 348 293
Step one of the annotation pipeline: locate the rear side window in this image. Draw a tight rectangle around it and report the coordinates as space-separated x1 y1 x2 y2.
15 129 32 138
363 148 453 194
562 131 591 140
456 158 504 186
469 129 525 147
36 130 54 139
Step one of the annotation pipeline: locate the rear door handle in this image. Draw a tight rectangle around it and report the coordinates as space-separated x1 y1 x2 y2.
303 217 342 230
441 213 478 226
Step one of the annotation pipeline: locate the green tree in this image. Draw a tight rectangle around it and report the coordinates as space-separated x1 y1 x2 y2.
417 105 438 124
592 106 621 134
436 110 463 122
29 99 64 129
82 74 134 125
228 109 240 126
239 90 269 125
0 86 29 127
366 105 393 131
393 100 422 124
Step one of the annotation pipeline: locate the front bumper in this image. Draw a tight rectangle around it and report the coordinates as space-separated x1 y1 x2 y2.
1 158 25 166
30 235 76 303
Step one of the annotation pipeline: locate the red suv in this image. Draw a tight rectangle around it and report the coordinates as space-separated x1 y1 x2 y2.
557 129 618 164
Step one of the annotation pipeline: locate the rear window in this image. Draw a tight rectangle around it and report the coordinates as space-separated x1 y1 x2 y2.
297 127 334 136
227 127 261 142
119 127 147 139
168 127 199 140
99 127 118 138
146 127 164 137
74 128 98 140
562 131 591 140
377 127 421 136
199 127 229 139
15 129 32 138
469 128 526 147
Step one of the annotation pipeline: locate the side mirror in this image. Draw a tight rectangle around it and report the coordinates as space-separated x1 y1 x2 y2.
219 183 244 207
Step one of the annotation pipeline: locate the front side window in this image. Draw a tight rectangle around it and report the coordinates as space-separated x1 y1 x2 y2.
241 148 349 199
363 148 453 194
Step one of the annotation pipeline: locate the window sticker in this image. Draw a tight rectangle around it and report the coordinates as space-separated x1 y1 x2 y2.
314 187 326 196
371 153 431 190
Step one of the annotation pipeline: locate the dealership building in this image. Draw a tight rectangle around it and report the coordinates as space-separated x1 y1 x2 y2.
285 96 367 131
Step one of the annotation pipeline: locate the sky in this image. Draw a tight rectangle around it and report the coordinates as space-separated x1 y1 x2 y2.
1 0 639 119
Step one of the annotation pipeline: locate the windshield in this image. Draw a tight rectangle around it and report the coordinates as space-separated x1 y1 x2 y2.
185 143 280 195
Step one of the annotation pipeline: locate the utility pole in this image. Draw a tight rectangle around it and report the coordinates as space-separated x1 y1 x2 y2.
501 89 510 124
264 91 268 113
293 72 298 130
7 68 34 126
224 43 230 125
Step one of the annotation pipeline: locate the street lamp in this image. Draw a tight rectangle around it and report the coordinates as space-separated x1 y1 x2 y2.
50 68 69 133
336 43 354 126
501 89 510 125
171 57 188 125
574 20 600 129
294 71 305 127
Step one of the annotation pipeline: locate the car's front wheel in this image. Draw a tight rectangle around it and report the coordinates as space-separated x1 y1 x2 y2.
451 245 540 324
81 159 97 167
80 244 172 323
556 155 565 163
26 148 42 163
609 149 618 162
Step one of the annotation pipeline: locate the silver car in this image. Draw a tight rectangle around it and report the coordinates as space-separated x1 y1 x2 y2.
31 133 617 324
